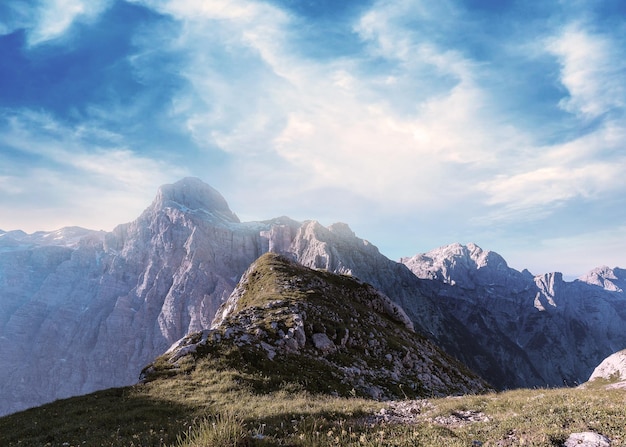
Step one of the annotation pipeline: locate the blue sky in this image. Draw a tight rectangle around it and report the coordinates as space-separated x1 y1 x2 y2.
1 0 626 277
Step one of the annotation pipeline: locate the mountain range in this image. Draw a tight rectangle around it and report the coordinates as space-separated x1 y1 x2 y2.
1 177 624 416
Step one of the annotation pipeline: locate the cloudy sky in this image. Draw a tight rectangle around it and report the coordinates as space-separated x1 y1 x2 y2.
1 0 625 277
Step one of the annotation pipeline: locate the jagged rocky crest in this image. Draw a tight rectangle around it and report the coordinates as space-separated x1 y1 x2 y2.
141 253 490 399
402 244 626 389
1 177 625 416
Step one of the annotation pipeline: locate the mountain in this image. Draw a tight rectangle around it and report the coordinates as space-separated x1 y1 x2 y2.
1 177 625 416
401 243 626 388
141 253 490 398
0 178 295 416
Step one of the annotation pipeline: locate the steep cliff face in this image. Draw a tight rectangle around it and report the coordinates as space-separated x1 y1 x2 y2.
142 253 491 399
0 178 299 416
402 244 626 388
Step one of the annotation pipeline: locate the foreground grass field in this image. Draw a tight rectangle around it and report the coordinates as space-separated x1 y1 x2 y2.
1 359 624 447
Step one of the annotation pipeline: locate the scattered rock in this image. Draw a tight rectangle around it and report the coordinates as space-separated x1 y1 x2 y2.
370 400 434 424
563 432 611 447
311 333 336 354
431 409 490 427
370 399 490 428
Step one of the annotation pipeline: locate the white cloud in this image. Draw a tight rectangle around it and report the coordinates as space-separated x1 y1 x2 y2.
105 0 626 234
133 0 267 21
460 23 626 224
26 0 112 45
548 24 626 119
0 110 187 232
130 0 292 155
474 120 626 224
126 0 537 213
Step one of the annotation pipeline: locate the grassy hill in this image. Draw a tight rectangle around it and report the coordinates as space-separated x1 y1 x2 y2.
1 372 625 446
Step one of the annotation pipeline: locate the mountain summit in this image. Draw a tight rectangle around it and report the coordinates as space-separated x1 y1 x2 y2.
142 253 490 398
150 177 240 222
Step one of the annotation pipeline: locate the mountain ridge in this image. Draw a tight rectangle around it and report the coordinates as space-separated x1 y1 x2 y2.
141 252 491 399
1 177 625 416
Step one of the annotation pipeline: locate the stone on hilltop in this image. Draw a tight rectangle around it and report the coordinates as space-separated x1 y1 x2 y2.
564 432 610 447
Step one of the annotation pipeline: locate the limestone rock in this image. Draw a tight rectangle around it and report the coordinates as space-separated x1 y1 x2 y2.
311 333 336 354
586 349 626 386
0 179 298 415
2 178 626 416
563 432 611 447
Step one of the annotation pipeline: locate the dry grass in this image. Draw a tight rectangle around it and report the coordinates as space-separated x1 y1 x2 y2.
2 363 624 447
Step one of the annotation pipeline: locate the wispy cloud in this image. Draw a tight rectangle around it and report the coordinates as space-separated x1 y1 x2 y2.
131 0 534 212
548 23 626 120
472 22 626 224
18 0 112 46
476 122 626 222
0 109 186 231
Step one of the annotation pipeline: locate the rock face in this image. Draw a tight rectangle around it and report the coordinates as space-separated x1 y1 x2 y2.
587 349 626 384
142 253 491 398
0 178 299 416
401 243 626 388
1 177 625 415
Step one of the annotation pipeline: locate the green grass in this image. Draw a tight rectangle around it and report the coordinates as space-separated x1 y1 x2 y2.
2 363 625 447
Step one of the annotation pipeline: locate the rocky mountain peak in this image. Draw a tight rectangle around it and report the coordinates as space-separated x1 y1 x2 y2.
579 266 626 292
3 177 626 416
400 242 511 287
142 253 490 399
328 222 356 238
150 177 239 223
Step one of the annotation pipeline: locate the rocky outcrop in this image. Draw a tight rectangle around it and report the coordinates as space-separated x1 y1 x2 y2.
142 253 491 399
564 432 611 447
586 349 626 388
579 266 626 293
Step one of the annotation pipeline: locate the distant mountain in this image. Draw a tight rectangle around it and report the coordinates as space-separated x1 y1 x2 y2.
142 253 490 398
1 177 625 416
401 243 626 388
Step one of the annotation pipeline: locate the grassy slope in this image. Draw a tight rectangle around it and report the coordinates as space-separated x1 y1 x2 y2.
1 364 625 446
